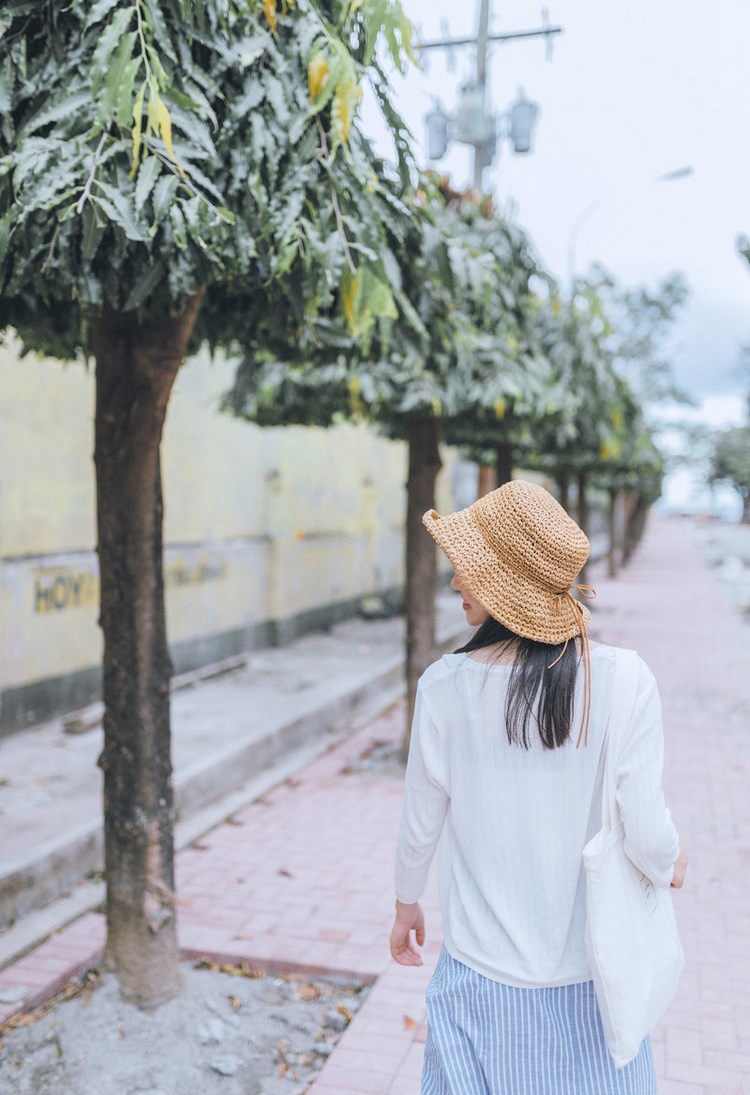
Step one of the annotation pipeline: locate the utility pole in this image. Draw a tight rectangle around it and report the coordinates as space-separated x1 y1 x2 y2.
473 0 491 191
423 4 561 193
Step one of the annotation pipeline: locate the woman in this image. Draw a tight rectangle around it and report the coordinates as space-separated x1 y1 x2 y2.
390 480 687 1094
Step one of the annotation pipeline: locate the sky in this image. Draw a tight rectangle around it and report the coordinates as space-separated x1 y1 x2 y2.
359 0 750 514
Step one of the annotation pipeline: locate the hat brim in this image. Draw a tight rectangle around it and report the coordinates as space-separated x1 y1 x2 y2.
423 504 590 645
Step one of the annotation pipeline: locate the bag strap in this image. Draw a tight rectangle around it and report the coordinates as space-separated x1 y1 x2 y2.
601 648 641 830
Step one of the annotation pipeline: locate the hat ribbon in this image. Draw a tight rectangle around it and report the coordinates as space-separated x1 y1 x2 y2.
546 584 596 749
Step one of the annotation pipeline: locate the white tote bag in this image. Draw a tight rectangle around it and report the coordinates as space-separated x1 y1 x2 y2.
583 648 685 1069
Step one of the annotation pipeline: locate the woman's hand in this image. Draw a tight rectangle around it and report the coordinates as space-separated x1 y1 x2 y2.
671 843 688 889
390 900 425 966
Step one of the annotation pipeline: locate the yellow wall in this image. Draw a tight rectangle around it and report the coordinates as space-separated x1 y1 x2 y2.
0 334 456 711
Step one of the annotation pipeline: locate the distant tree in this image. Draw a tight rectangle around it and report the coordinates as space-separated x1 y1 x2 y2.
521 287 623 544
0 0 414 1005
583 264 692 408
710 426 750 523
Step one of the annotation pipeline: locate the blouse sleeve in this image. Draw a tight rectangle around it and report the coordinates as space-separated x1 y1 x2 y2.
393 680 450 904
616 656 680 888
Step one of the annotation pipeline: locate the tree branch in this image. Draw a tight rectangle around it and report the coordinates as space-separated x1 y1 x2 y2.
138 135 234 224
76 128 110 215
316 118 356 274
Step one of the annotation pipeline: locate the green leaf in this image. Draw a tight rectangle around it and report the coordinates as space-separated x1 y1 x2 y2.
91 7 135 93
92 180 148 241
134 153 162 212
19 92 92 138
81 201 106 261
95 31 141 125
124 259 167 310
83 0 123 30
150 173 179 225
0 56 12 115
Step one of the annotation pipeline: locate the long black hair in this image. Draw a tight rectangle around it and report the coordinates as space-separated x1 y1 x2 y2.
455 616 580 750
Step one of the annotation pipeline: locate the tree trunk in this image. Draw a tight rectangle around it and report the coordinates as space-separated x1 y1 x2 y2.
92 291 204 1008
477 465 496 498
742 491 750 525
402 416 442 762
623 493 651 561
557 466 570 512
631 497 650 550
607 487 618 578
496 442 514 487
621 490 639 564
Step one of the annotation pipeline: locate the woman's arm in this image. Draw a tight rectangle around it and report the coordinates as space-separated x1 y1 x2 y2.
616 657 682 888
391 682 449 966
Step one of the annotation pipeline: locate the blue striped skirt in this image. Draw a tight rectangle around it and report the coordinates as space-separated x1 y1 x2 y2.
422 945 656 1095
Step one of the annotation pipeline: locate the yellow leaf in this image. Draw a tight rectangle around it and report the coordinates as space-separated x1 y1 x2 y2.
308 51 329 102
155 98 174 159
148 93 185 178
494 398 506 420
342 271 358 331
331 73 361 147
600 440 613 461
611 408 623 429
263 0 277 31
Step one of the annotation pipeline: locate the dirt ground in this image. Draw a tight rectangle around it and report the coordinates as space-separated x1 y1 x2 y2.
0 958 369 1095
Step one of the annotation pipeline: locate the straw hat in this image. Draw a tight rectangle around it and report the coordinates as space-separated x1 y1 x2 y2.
422 479 591 646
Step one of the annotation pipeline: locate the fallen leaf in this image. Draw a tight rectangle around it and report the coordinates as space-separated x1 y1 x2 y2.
277 868 294 878
403 1013 419 1031
228 994 242 1013
297 983 319 1000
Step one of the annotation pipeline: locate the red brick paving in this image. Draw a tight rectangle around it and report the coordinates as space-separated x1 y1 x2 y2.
1 514 748 1093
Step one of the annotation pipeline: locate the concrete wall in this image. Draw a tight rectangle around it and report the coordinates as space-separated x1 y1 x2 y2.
0 335 456 735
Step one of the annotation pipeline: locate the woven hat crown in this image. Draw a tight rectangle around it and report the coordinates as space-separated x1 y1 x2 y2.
422 479 591 646
471 480 589 592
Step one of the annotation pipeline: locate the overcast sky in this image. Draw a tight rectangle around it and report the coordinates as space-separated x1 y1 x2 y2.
361 0 749 427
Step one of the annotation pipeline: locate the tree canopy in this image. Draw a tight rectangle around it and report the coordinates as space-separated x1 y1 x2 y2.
223 176 545 437
0 0 415 355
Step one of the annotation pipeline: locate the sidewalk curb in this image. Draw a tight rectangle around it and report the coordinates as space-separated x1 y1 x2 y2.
0 623 466 972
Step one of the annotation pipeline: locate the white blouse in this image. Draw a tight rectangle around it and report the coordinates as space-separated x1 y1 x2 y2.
394 644 680 988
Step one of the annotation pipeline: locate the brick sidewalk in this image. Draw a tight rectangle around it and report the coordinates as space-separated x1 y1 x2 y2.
1 514 748 1093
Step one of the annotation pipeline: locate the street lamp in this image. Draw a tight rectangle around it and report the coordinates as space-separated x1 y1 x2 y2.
507 91 539 154
425 87 541 171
